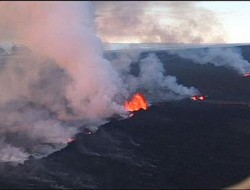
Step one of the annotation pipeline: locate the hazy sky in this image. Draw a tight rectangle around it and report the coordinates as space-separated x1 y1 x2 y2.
94 1 250 44
200 1 250 43
0 1 250 44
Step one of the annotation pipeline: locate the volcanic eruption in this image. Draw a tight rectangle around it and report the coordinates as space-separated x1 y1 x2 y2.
124 93 149 112
191 95 208 101
0 1 128 163
244 72 250 77
0 1 200 164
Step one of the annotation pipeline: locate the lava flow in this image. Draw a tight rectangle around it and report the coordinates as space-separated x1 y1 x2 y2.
191 95 208 101
66 137 76 144
124 93 149 112
244 73 250 77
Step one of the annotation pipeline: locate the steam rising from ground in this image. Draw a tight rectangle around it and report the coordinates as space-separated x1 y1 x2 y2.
0 2 127 163
108 50 199 103
169 47 250 75
137 53 199 101
0 1 200 164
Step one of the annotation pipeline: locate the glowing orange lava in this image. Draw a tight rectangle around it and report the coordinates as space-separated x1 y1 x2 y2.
124 93 149 112
191 95 208 101
244 73 250 77
66 137 76 144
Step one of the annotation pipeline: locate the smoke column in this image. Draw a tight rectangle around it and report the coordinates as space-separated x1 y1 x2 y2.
137 53 200 102
108 50 200 103
169 47 250 75
0 1 127 163
0 1 200 164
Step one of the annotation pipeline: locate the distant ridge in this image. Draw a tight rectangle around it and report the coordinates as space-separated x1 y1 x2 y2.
103 42 250 51
1 41 250 52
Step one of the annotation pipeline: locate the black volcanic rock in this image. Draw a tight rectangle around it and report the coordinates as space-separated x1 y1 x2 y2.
1 45 250 189
1 100 250 189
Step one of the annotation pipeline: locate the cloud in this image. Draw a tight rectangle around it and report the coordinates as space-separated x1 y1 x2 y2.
94 1 226 43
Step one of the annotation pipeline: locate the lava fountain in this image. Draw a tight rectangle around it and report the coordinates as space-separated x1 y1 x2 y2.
124 93 149 112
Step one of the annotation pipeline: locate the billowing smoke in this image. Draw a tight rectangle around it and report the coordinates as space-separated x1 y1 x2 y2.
0 1 200 164
94 1 225 43
169 46 250 75
0 1 127 163
137 53 199 102
108 50 200 103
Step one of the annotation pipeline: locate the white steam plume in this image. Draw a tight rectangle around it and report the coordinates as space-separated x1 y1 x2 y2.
0 1 201 164
108 50 200 103
138 53 200 102
0 1 127 163
169 47 250 75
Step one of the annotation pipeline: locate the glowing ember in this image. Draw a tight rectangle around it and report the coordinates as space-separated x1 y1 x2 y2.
83 128 92 135
66 137 76 144
124 93 149 112
244 73 250 77
191 95 207 101
191 96 198 101
199 96 205 100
